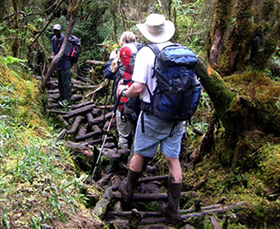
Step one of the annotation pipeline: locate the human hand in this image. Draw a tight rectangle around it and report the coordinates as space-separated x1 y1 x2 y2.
49 56 54 62
117 85 128 97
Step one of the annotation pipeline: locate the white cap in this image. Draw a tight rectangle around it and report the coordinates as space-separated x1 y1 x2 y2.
53 24 62 31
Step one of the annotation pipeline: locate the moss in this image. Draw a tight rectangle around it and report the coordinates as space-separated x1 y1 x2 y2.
0 64 49 132
224 71 280 136
257 143 280 191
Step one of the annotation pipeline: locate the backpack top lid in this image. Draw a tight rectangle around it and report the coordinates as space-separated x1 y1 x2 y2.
157 44 197 66
69 35 81 45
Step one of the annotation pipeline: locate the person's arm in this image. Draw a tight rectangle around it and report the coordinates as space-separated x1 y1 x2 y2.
50 38 55 60
117 82 145 98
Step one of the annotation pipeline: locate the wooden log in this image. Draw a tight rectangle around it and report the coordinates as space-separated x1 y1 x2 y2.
73 83 98 90
85 80 108 98
48 89 59 94
63 104 96 119
57 114 70 127
77 123 88 137
92 108 102 116
87 136 114 146
72 78 94 86
181 201 247 220
102 148 121 159
65 136 115 149
76 75 95 85
107 204 223 218
97 105 114 109
48 109 68 115
71 94 83 102
185 224 195 229
86 112 94 125
56 129 68 141
96 173 113 187
48 103 60 108
85 60 106 65
75 130 103 141
107 201 246 225
92 125 101 132
210 216 221 229
113 192 169 200
67 115 83 134
138 175 168 183
71 101 95 110
110 176 122 191
90 112 113 125
93 188 113 219
104 142 116 148
79 147 94 160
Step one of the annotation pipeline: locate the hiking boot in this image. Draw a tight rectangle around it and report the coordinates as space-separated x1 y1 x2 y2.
120 169 141 201
118 141 129 149
159 182 183 225
58 99 71 108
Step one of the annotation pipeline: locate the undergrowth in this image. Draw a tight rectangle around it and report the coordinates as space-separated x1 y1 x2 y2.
0 61 101 228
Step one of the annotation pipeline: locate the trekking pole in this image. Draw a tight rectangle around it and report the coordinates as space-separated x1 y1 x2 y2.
90 92 122 180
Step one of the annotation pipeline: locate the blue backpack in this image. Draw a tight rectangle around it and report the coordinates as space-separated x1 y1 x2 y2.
146 43 201 122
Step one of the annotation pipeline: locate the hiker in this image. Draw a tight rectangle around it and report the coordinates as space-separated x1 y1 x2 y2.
118 14 187 225
115 31 141 150
50 24 72 107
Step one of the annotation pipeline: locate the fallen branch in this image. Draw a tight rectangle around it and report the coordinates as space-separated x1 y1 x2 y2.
112 192 189 200
67 115 83 134
106 201 247 225
56 129 68 141
108 203 223 218
63 104 96 119
138 175 168 183
75 130 103 141
93 188 113 218
48 109 68 115
85 60 106 65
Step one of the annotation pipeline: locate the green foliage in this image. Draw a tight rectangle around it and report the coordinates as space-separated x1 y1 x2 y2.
0 55 27 66
172 0 213 56
0 63 95 227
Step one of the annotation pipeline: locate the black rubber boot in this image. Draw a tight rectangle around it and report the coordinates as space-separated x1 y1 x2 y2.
120 169 141 201
159 182 183 225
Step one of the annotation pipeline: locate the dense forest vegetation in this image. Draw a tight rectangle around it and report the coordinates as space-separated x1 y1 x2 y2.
0 0 280 228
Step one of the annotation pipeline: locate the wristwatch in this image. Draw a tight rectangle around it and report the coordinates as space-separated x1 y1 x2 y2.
121 89 127 98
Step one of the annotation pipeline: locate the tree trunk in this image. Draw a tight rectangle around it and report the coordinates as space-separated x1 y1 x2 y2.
195 56 280 168
209 0 280 76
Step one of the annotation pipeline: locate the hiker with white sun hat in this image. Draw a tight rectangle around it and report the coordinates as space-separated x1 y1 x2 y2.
117 13 185 226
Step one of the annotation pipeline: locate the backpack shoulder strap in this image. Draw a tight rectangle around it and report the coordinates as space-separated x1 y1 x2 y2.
130 42 143 51
147 44 161 56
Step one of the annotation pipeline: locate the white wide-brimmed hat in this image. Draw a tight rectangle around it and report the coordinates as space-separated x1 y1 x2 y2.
136 14 175 43
53 24 62 31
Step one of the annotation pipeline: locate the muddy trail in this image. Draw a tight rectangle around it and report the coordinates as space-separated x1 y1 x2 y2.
46 65 246 228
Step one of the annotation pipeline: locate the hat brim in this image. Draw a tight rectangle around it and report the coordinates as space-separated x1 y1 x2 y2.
136 20 175 43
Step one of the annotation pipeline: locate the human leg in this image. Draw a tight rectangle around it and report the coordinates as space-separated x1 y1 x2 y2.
116 110 132 149
61 68 72 102
120 153 144 200
57 70 64 100
160 156 183 225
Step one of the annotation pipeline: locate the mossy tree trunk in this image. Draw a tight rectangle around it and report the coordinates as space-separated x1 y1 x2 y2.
195 57 280 169
209 0 280 76
197 0 280 169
